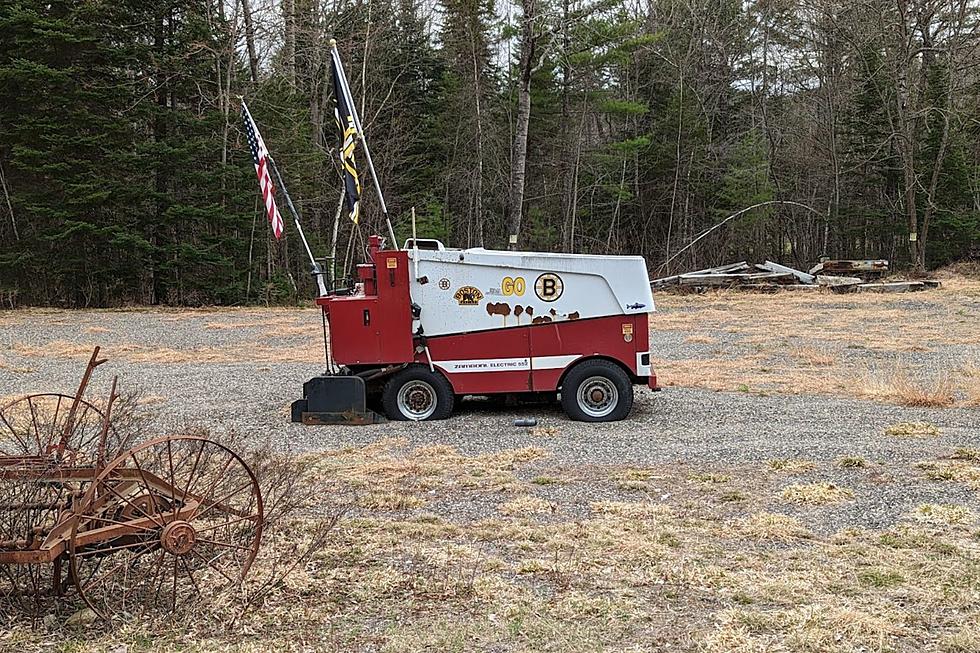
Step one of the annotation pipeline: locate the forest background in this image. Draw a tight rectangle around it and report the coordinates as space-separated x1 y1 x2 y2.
1 0 978 306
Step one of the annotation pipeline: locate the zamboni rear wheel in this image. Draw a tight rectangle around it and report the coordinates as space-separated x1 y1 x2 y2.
560 360 633 422
382 366 455 421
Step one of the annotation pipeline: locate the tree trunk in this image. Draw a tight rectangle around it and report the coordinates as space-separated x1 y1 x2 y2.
284 0 296 85
240 0 259 82
506 0 538 250
471 33 485 247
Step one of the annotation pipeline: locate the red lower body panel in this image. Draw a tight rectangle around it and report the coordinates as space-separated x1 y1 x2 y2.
417 314 651 395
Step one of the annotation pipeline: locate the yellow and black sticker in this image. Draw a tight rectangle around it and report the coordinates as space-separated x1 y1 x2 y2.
534 273 563 302
438 278 451 291
501 276 526 296
454 286 484 306
386 257 398 269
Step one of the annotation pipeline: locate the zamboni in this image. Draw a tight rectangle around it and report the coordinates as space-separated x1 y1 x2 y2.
292 235 659 423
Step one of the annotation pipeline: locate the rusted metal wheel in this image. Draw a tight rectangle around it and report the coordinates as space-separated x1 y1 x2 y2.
0 393 119 463
68 436 263 620
0 393 109 617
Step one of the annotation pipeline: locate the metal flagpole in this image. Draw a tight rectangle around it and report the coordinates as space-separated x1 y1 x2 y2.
266 154 329 297
329 39 399 249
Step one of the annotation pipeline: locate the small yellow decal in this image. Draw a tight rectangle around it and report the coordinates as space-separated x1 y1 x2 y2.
386 257 398 269
622 323 634 343
501 276 526 296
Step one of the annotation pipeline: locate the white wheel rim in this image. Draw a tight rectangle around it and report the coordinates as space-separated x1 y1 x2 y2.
397 380 437 420
576 376 618 418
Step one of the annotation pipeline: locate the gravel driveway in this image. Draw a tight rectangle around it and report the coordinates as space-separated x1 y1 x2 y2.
3 304 979 536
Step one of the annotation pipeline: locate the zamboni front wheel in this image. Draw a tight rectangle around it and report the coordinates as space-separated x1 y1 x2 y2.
560 360 633 422
382 366 455 421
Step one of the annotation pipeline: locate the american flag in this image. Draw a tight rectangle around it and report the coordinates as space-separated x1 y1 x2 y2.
241 101 284 240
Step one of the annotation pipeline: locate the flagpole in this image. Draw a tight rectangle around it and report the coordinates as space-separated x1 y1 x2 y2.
267 154 329 297
329 39 399 249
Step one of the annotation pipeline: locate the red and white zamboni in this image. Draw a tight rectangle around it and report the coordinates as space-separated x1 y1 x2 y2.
292 235 659 423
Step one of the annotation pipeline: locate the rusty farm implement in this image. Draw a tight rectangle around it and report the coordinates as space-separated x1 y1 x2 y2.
0 348 264 620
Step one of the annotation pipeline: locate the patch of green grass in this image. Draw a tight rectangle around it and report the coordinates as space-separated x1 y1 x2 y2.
885 421 940 438
839 456 869 469
719 491 746 503
768 459 816 473
781 482 853 505
952 447 980 462
858 569 904 588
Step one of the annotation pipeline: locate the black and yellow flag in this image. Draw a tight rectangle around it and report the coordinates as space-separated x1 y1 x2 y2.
332 59 361 224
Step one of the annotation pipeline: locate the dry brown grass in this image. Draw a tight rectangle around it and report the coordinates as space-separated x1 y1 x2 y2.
963 365 980 406
0 357 32 374
767 458 816 474
916 461 980 489
3 440 979 652
11 338 323 364
912 503 976 526
790 345 837 367
654 277 980 350
651 276 980 406
780 482 854 505
885 421 940 438
736 512 810 541
499 495 556 516
858 366 956 407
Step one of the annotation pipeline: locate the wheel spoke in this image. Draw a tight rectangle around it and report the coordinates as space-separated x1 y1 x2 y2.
26 396 43 453
190 548 237 584
180 440 206 519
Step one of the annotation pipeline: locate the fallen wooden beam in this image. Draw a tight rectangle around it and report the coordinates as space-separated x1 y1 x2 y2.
677 272 796 286
856 281 927 293
651 261 749 286
816 274 863 287
760 260 816 284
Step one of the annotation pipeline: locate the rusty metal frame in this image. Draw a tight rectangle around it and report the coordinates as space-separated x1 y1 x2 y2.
0 349 264 619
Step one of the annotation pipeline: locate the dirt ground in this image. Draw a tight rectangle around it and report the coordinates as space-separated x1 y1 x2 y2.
1 273 979 652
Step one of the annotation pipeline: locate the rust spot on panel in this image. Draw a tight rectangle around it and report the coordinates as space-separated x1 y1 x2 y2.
486 302 512 326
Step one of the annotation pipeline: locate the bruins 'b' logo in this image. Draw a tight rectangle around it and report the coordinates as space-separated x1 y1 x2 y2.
454 286 484 306
534 273 563 302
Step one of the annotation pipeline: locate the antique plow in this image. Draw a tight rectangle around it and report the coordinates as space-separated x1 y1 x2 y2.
0 348 264 620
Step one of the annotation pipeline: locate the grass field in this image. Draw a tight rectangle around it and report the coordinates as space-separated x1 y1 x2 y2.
1 273 979 652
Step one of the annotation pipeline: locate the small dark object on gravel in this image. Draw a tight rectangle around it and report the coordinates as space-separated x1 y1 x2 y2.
514 418 538 427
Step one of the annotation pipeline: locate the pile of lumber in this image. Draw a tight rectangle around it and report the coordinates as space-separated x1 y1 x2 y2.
652 260 941 293
651 261 817 291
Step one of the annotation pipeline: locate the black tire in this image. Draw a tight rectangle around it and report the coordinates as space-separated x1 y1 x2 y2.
560 359 633 422
382 366 455 421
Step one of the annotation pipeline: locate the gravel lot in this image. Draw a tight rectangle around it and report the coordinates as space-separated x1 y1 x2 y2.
2 296 978 535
